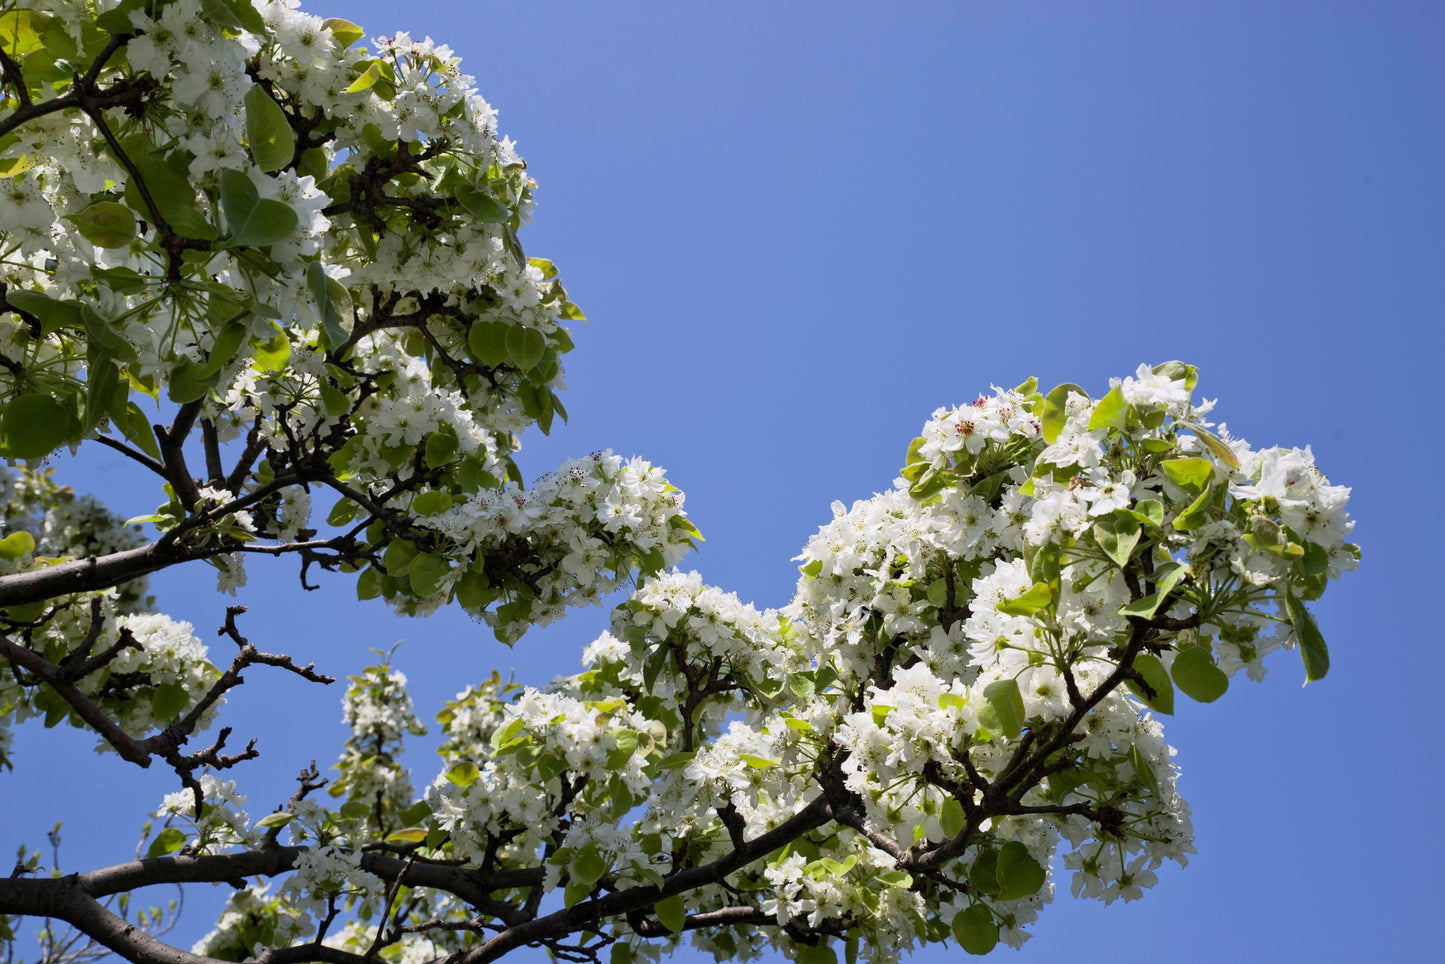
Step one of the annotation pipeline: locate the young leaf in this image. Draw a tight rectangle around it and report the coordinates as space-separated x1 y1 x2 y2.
997 581 1052 616
244 84 295 172
1041 382 1088 443
995 840 1046 900
1125 653 1175 715
654 895 686 934
66 202 136 248
220 169 299 246
952 904 998 956
444 762 480 787
1161 457 1214 495
0 393 70 459
1285 589 1330 683
980 679 1026 738
1087 384 1128 432
1171 646 1229 703
146 827 187 859
1092 511 1141 569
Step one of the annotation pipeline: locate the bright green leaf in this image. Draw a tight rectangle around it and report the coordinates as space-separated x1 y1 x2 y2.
0 532 35 561
1160 457 1214 495
220 169 299 246
1285 589 1329 683
244 84 295 172
1125 653 1175 715
1171 646 1229 703
253 812 297 829
980 679 1025 739
408 553 449 596
505 326 546 372
321 17 365 46
1092 511 1141 569
0 394 70 459
570 853 607 887
940 797 966 838
445 762 480 787
1041 382 1087 443
655 895 686 934
384 827 428 844
150 682 189 721
997 581 1052 617
1087 384 1128 432
995 840 1046 900
952 904 998 955
146 827 186 859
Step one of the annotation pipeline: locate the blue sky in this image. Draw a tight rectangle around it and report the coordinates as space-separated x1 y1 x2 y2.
6 2 1443 961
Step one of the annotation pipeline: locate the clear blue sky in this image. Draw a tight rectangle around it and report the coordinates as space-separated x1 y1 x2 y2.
6 2 1443 961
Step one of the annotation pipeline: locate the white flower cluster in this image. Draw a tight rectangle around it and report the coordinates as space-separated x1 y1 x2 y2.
420 451 699 638
427 684 657 867
154 775 258 852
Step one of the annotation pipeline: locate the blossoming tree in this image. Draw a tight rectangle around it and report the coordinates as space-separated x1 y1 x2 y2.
0 1 1357 962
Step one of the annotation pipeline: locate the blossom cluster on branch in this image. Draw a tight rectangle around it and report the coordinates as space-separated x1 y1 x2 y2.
0 2 1356 963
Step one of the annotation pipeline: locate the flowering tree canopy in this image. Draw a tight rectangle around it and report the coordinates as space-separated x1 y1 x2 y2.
0 2 1358 962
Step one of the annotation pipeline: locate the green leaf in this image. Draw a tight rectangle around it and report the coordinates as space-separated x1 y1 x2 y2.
384 827 428 844
1284 589 1329 683
0 532 34 561
795 943 837 964
244 84 295 172
1132 499 1164 526
167 358 212 404
995 840 1046 900
425 431 459 468
1129 743 1160 796
997 582 1052 617
467 322 509 367
412 491 453 516
799 557 823 579
220 169 299 246
150 682 189 721
321 17 365 46
739 753 778 770
408 553 449 596
444 762 480 787
307 261 352 348
570 853 607 887
1125 653 1175 714
940 797 966 838
1092 511 1141 569
66 201 136 248
505 326 546 372
1119 564 1186 622
1171 646 1229 703
1 394 71 459
1170 483 1218 533
1151 360 1197 390
952 904 998 955
1183 422 1241 469
1087 384 1128 432
146 827 187 858
655 895 686 934
1160 457 1214 495
346 62 384 93
980 679 1025 739
1041 382 1087 443
455 185 512 223
0 9 47 56
253 811 297 829
339 801 371 820
123 152 214 240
